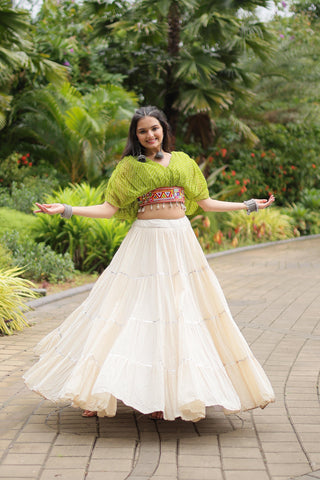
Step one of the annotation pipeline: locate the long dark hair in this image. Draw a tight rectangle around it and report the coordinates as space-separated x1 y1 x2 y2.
121 106 173 159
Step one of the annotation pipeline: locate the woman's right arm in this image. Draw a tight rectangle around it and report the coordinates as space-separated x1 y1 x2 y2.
35 201 118 219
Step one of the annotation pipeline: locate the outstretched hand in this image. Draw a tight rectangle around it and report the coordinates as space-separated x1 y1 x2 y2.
255 195 275 210
34 203 64 215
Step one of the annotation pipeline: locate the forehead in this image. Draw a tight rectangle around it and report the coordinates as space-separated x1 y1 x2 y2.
136 116 161 131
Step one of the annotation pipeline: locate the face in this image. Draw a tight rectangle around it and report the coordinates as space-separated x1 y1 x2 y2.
136 116 164 153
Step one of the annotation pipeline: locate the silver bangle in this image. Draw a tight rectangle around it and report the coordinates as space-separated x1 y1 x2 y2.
60 204 73 219
244 199 258 215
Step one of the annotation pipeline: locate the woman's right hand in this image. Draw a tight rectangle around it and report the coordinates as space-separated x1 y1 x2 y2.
34 203 65 215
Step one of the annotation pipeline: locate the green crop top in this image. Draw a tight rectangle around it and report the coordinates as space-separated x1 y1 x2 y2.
105 151 209 221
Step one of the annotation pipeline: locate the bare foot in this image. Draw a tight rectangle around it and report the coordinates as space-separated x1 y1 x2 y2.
150 411 163 420
82 410 97 417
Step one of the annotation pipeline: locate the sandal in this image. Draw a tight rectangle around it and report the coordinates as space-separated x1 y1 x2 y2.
82 410 97 417
150 411 164 420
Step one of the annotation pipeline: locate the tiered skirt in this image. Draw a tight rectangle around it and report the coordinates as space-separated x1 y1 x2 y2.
24 217 275 421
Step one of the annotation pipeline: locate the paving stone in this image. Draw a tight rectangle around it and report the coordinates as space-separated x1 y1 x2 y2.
86 474 129 480
222 457 266 470
2 453 47 465
268 463 311 476
0 465 41 477
225 471 269 480
153 463 177 476
179 467 222 480
40 469 85 480
45 455 88 469
88 458 132 472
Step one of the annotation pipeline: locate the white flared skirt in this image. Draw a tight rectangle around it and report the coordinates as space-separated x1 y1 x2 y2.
24 217 275 421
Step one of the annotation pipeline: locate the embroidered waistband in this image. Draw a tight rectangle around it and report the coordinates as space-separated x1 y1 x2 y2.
138 187 185 207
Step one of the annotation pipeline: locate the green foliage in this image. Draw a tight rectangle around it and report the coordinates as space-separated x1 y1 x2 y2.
204 121 320 206
0 243 12 269
0 0 67 131
282 188 320 236
88 0 274 135
0 152 32 187
191 207 295 253
0 266 38 335
34 0 125 93
84 218 130 273
1 231 74 283
12 82 137 183
226 208 295 244
33 182 130 271
0 207 37 237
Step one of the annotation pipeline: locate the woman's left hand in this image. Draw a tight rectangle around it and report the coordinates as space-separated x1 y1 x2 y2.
255 195 275 210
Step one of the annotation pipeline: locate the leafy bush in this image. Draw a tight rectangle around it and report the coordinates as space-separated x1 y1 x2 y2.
226 208 295 244
206 122 320 206
192 208 295 253
33 182 130 271
0 207 38 237
282 189 320 236
0 267 38 335
1 231 75 283
0 244 12 270
0 177 61 214
84 219 131 273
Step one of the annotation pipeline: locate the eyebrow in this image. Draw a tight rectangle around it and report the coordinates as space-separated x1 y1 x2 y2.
137 124 160 132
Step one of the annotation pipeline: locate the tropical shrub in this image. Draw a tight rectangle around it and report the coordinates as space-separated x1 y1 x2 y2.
0 267 38 335
0 207 38 237
33 182 130 271
0 152 33 187
1 231 74 283
226 209 295 244
0 243 12 269
207 123 320 206
192 208 295 253
0 177 61 214
12 83 137 183
282 189 320 236
84 219 131 273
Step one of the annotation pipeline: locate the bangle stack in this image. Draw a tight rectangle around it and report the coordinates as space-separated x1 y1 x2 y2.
244 199 258 215
60 204 73 219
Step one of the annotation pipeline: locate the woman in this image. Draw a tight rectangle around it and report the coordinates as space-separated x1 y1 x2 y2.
24 106 275 422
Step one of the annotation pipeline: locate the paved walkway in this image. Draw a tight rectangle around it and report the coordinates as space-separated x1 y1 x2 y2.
0 237 319 480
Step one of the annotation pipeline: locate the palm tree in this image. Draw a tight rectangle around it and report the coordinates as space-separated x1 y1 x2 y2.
12 82 137 183
0 0 67 129
86 0 275 143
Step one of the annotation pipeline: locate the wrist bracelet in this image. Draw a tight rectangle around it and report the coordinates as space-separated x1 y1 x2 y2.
60 204 73 219
244 199 258 215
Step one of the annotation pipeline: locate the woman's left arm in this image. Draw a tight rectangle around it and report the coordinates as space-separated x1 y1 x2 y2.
198 195 275 213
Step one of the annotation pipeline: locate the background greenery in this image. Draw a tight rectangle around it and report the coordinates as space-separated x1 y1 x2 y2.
0 0 320 334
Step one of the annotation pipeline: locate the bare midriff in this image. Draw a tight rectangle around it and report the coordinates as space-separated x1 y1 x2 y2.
137 203 186 220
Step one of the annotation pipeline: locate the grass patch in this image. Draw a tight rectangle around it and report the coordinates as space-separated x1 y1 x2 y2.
0 207 38 237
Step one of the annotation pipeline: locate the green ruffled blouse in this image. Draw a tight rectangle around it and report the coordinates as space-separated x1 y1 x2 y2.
105 151 209 221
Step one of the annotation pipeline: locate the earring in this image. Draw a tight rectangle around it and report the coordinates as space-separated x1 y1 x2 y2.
154 144 164 160
137 146 146 163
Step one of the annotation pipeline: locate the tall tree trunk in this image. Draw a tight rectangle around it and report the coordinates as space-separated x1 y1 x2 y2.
164 0 180 137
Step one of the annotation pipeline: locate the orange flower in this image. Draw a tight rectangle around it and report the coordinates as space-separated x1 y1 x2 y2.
312 164 316 169
202 216 210 229
250 153 255 158
261 152 266 158
235 179 240 185
231 170 236 176
231 237 238 248
214 230 223 245
221 148 227 158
